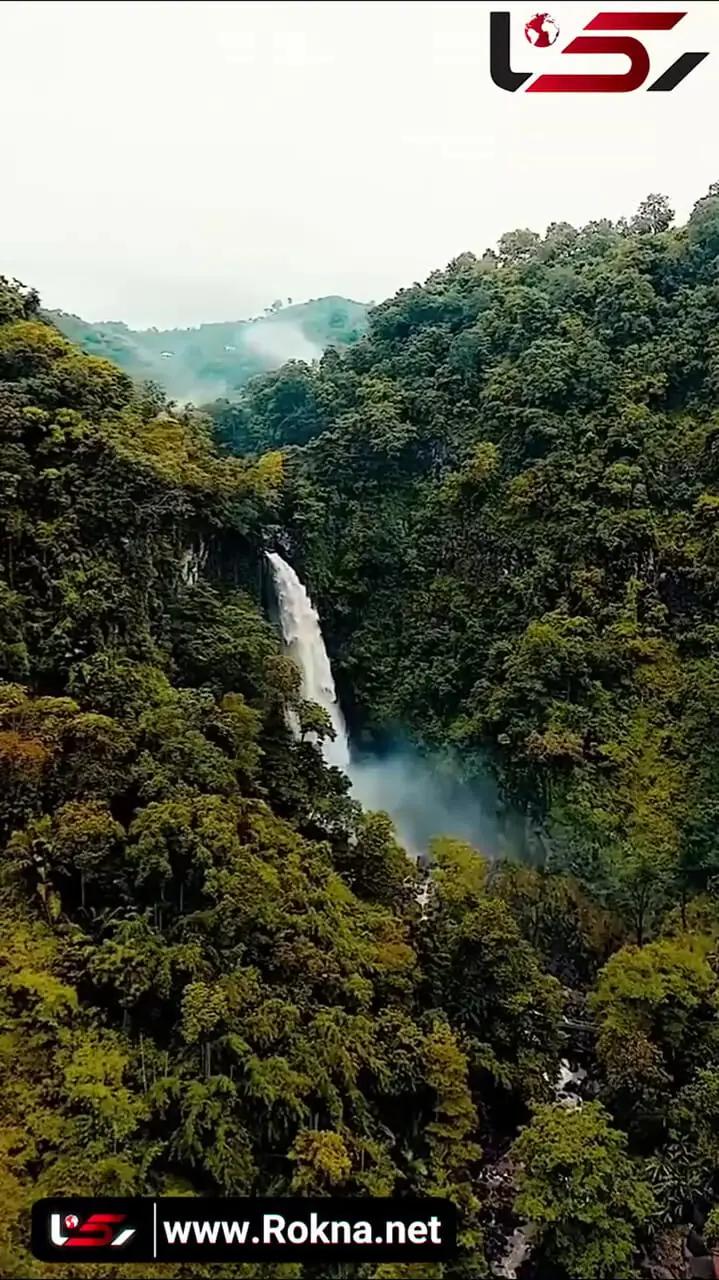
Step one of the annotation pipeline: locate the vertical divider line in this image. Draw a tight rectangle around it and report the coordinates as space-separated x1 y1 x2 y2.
153 1201 157 1259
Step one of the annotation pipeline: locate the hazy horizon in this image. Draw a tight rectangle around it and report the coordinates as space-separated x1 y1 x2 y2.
2 1 717 328
50 291 371 331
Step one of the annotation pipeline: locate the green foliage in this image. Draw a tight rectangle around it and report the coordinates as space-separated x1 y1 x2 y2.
6 187 719 1275
489 861 621 985
215 188 719 1271
512 1102 656 1278
422 839 564 1099
250 186 719 934
422 1021 482 1255
704 1205 719 1249
591 937 719 1135
0 282 489 1276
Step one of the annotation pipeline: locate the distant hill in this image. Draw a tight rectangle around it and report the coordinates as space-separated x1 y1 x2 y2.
47 295 370 402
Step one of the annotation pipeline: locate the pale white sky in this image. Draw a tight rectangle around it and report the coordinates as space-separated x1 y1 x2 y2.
1 0 716 327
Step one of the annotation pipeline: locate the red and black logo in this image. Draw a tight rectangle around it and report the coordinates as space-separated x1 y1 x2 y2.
50 1210 136 1249
32 1198 152 1263
490 10 709 92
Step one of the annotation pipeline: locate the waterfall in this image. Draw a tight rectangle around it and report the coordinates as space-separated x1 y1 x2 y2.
265 551 351 771
180 538 207 587
264 552 510 863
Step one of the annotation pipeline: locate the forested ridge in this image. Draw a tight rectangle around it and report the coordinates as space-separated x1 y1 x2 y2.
1 187 719 1280
49 296 369 404
232 187 719 938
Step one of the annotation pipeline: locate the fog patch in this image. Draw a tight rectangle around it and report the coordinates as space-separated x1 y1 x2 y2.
177 380 232 406
242 321 322 365
349 742 534 862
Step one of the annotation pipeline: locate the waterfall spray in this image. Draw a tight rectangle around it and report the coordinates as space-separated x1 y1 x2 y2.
265 551 351 771
266 551 514 861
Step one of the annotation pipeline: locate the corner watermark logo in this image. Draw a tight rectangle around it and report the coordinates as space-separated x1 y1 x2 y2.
490 10 709 92
49 1210 136 1250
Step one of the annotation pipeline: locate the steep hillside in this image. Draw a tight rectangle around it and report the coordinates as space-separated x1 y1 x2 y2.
236 189 719 938
3 183 719 1279
0 275 566 1279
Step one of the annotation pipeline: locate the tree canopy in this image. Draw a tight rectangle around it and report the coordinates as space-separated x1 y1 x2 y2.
3 186 719 1277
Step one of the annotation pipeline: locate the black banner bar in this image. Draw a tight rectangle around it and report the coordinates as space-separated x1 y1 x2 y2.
32 1197 458 1264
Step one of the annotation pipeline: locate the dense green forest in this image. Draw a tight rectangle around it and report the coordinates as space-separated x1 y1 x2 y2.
231 187 719 935
1 186 719 1280
48 296 369 404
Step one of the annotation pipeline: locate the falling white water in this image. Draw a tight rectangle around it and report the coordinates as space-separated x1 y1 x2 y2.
264 552 509 864
265 551 351 770
180 538 208 587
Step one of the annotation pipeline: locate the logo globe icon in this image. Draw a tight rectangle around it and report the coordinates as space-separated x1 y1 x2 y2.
525 12 560 47
64 1214 80 1230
